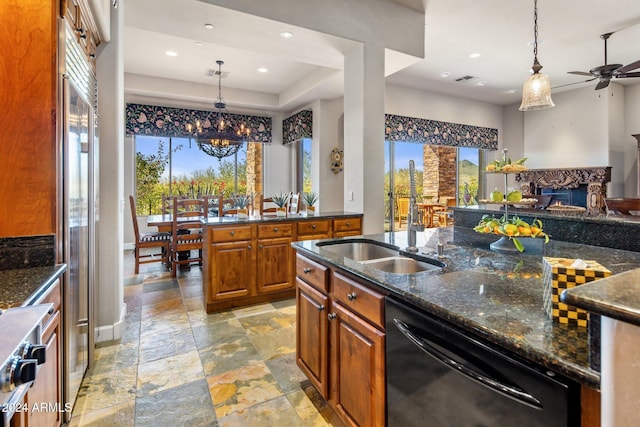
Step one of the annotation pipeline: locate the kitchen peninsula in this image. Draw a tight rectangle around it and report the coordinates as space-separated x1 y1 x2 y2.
200 211 362 313
292 226 640 426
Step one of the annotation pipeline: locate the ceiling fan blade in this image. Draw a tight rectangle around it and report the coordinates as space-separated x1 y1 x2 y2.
595 79 610 90
552 77 597 89
615 59 640 74
568 71 593 76
615 72 640 78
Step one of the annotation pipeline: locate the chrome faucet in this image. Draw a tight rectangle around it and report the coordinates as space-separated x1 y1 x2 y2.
406 160 424 253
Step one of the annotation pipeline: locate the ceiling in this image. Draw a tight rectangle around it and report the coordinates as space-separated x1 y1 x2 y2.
124 0 640 113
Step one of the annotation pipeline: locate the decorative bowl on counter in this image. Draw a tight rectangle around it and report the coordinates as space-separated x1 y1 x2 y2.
473 214 549 252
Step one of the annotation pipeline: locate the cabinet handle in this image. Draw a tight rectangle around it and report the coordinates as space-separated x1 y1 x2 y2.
259 244 263 249
328 313 336 320
230 231 235 236
318 304 325 312
247 245 252 250
346 222 350 227
347 292 357 301
311 224 316 229
76 27 87 39
303 267 312 274
274 227 279 232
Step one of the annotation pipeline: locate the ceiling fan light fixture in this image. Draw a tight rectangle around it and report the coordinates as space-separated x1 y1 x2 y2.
519 0 554 112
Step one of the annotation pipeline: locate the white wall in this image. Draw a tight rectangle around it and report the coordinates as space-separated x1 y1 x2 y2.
624 84 640 196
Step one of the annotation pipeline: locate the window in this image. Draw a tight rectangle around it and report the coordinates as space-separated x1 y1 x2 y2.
296 138 312 194
134 135 261 215
457 147 480 206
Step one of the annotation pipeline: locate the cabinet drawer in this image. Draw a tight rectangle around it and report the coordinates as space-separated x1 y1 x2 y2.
258 223 292 239
297 220 331 237
333 217 361 234
332 272 385 329
296 254 328 292
210 225 253 242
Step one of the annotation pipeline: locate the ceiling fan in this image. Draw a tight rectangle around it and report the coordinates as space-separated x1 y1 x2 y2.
566 32 640 90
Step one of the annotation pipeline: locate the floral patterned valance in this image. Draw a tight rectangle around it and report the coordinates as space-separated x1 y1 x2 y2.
283 110 312 145
385 114 498 150
125 103 272 143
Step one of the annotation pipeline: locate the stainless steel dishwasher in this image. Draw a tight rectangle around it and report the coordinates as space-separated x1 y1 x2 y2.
385 297 580 427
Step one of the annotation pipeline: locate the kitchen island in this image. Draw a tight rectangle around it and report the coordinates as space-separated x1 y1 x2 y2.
200 211 362 313
292 226 640 426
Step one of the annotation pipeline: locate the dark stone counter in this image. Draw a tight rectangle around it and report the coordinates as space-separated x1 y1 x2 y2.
0 265 67 310
201 210 362 226
452 206 640 251
562 268 640 327
292 226 640 389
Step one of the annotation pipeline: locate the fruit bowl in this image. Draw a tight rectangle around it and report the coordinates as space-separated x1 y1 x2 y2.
473 215 549 252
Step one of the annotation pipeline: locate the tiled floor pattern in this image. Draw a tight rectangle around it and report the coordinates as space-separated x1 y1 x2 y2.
69 251 345 426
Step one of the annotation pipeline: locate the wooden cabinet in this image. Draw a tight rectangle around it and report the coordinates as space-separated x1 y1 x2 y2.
333 217 362 237
28 279 63 427
256 223 293 294
297 219 332 241
62 0 101 67
295 255 386 427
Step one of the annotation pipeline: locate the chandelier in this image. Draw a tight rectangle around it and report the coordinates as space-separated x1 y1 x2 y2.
519 0 554 111
186 60 250 159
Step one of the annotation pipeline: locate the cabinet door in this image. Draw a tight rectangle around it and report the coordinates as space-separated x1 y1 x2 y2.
256 237 293 293
296 278 329 398
330 302 385 427
28 310 61 427
209 241 254 300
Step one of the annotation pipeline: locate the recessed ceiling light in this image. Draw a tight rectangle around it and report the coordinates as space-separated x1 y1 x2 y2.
204 23 214 30
477 81 486 86
469 53 481 58
504 89 517 94
165 50 178 57
440 71 451 77
280 31 294 39
257 67 268 73
195 41 203 47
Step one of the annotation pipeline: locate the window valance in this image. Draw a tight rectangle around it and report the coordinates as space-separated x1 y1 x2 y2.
385 113 498 150
283 110 312 145
125 103 272 143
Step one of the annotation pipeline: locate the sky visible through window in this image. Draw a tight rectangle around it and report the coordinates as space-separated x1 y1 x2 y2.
136 135 246 180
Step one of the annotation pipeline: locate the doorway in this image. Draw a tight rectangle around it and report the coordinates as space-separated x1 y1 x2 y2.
384 142 424 232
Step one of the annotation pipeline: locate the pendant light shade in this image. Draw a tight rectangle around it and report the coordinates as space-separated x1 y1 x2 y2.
519 0 554 111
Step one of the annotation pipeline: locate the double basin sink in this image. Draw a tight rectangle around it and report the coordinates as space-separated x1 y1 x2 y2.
316 238 445 274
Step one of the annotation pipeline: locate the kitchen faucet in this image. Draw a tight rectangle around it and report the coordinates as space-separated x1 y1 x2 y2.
406 160 424 253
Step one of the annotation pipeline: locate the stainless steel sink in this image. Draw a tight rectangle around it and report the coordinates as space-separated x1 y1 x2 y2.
317 240 398 261
362 256 443 273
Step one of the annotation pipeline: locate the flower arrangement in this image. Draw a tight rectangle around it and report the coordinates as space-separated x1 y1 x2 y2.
473 214 549 252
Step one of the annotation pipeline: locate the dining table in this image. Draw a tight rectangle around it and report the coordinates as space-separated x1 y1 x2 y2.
416 201 445 227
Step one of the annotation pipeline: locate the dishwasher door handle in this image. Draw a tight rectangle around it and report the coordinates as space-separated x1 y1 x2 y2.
393 318 543 410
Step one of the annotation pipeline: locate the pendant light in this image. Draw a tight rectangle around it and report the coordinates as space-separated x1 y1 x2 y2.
519 0 554 111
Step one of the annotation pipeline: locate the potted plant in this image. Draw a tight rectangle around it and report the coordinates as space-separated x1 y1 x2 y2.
303 192 319 216
270 193 290 217
232 193 251 219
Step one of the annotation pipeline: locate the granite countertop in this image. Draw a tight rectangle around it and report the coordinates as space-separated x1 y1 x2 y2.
292 226 640 389
0 265 67 310
561 268 640 327
201 211 362 225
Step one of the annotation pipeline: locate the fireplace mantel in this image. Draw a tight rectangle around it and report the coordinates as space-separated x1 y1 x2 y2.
515 167 612 215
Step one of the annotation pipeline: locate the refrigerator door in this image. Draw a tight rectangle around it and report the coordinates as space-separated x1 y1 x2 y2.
63 78 90 410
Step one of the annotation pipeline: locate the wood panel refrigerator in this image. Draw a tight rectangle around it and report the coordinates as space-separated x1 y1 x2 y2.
58 20 96 421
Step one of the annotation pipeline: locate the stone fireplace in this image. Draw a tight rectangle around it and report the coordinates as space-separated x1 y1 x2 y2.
515 167 612 215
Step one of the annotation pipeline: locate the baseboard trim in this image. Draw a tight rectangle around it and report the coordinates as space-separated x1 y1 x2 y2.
95 302 127 343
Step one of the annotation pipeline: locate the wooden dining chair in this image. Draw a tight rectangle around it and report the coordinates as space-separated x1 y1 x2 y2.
129 195 171 274
288 192 300 214
218 195 237 217
169 197 206 277
433 197 456 227
396 197 410 228
259 194 277 215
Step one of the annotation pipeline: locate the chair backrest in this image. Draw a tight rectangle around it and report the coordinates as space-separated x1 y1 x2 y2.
129 195 141 240
172 197 205 237
260 194 277 215
288 192 300 214
161 194 175 214
397 197 410 217
218 195 237 217
605 198 640 215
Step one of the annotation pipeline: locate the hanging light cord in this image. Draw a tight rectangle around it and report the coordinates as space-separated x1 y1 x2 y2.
531 0 542 73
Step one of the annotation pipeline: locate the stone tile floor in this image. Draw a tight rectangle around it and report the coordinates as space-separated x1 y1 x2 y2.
69 251 345 426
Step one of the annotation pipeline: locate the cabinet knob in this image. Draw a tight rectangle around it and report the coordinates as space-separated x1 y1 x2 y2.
247 245 252 250
274 227 279 232
346 222 350 227
230 231 235 236
347 292 357 301
328 313 336 320
259 244 263 249
311 224 316 229
318 304 325 312
303 267 312 274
